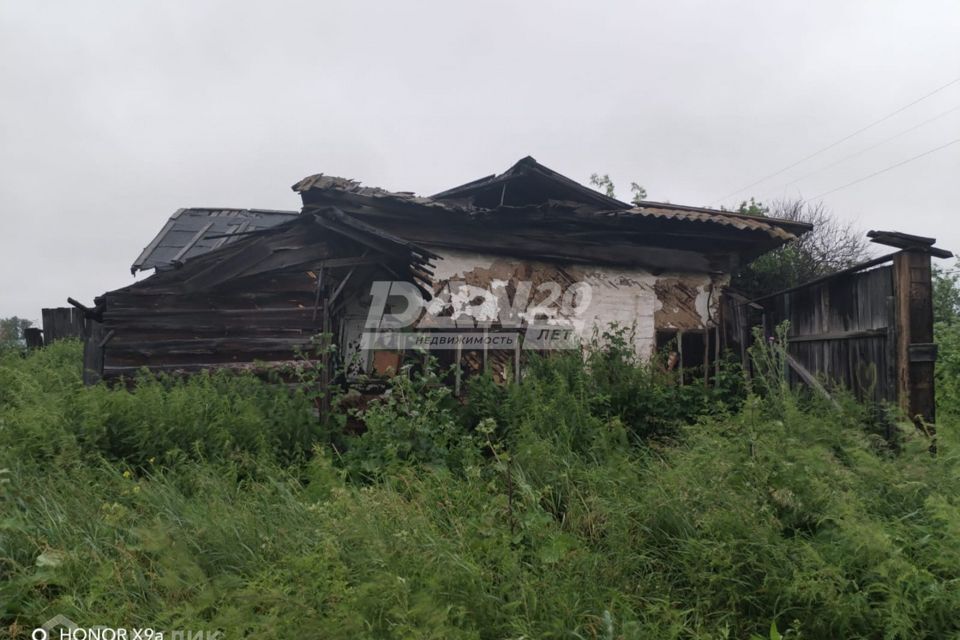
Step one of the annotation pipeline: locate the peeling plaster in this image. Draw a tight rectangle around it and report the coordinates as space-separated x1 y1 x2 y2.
342 248 731 371
425 248 727 358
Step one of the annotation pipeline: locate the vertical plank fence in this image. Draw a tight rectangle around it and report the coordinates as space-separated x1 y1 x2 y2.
728 231 951 429
41 307 86 343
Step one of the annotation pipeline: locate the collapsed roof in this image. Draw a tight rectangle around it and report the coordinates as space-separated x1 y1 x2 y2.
293 157 811 272
121 208 436 296
132 157 811 277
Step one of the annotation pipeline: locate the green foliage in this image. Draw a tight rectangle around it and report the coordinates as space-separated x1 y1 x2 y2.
933 261 960 326
341 363 481 480
0 315 33 351
936 321 960 416
746 323 792 411
736 197 768 217
460 327 742 457
0 341 320 469
933 263 960 417
588 173 616 199
732 199 870 299
3 338 960 638
588 173 647 204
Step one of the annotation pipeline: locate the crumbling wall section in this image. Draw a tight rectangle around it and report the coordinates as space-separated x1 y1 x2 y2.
426 248 727 358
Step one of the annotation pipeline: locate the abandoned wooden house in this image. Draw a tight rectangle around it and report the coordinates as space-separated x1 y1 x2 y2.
78 157 813 388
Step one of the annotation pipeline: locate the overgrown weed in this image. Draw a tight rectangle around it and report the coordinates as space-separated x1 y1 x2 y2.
2 335 959 639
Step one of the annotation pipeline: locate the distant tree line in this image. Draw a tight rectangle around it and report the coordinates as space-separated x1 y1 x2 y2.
0 316 34 349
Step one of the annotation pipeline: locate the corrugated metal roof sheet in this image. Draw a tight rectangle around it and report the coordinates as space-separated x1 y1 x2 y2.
610 203 804 241
131 208 299 273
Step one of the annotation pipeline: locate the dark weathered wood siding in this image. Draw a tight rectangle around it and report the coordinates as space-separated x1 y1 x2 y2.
762 265 897 404
99 272 323 380
42 307 86 343
89 209 436 384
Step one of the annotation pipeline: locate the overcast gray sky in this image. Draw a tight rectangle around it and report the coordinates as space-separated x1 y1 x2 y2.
2 0 958 321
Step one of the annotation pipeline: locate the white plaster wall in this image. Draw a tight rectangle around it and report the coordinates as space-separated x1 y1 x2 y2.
337 249 729 370
425 248 727 359
565 265 660 357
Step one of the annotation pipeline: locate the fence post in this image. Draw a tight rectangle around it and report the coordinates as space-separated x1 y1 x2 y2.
513 335 521 384
82 321 105 385
24 327 44 349
892 249 936 432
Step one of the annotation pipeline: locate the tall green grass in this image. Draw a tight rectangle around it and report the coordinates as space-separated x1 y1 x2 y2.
0 341 320 469
2 340 960 639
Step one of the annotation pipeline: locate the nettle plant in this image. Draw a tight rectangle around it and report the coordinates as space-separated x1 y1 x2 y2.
341 359 482 480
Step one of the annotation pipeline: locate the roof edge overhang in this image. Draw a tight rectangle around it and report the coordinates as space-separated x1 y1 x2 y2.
118 207 437 297
131 207 300 274
631 200 814 238
293 175 808 265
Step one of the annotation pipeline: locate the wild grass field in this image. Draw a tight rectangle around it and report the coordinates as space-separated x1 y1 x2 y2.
2 337 960 639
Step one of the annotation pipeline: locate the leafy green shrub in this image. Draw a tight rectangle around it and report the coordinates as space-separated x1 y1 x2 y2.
583 327 744 440
342 364 481 480
936 320 960 417
459 326 745 451
933 262 960 417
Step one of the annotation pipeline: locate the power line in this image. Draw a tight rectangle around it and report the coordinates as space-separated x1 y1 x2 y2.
765 103 960 197
710 74 960 205
803 136 960 202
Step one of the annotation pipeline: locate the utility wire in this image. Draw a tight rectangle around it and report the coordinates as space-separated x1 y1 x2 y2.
803 136 960 202
710 75 960 205
765 103 960 197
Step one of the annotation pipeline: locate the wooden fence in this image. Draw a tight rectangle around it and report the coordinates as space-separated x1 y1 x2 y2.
763 263 896 405
727 232 950 427
41 307 87 343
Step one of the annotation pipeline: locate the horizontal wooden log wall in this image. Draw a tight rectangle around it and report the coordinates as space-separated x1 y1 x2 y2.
98 272 324 380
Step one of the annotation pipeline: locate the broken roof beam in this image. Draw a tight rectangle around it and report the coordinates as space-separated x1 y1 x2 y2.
181 234 279 292
309 208 439 270
868 230 953 259
291 158 811 267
